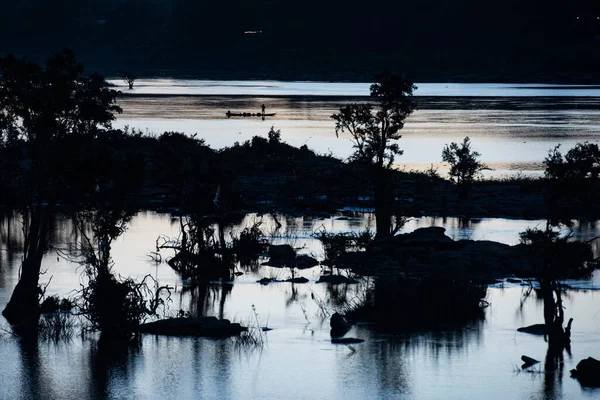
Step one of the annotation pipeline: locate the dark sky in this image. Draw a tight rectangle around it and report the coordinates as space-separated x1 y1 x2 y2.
1 0 599 81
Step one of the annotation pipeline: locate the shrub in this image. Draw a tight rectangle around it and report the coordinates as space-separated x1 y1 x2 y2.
442 136 489 199
314 228 374 265
267 126 281 144
544 142 600 181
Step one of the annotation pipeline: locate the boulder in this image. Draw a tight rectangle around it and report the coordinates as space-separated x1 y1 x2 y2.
137 316 246 338
330 312 351 338
269 244 296 260
295 254 319 269
571 357 600 387
396 226 454 245
317 275 359 284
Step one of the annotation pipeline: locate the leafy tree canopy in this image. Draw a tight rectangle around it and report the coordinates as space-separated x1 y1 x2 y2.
332 72 416 169
441 136 489 185
0 48 122 148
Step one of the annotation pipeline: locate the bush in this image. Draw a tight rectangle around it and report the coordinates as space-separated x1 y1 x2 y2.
78 272 171 339
518 227 595 278
40 295 73 314
544 142 600 181
441 136 489 199
314 228 374 265
267 126 281 144
231 222 269 269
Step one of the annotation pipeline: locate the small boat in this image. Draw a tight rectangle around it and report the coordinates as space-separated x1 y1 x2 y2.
226 111 277 118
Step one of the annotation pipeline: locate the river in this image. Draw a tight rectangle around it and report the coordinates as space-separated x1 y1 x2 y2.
109 80 600 177
1 211 600 399
2 80 600 399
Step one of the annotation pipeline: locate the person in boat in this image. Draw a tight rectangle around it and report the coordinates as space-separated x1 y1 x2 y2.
261 104 266 114
226 110 231 118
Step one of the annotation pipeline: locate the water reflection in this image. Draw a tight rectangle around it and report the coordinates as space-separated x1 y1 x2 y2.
89 339 138 399
1 212 600 398
18 339 52 400
537 346 568 400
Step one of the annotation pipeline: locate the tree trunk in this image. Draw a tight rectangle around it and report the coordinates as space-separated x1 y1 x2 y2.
540 268 569 352
374 170 392 238
2 207 50 328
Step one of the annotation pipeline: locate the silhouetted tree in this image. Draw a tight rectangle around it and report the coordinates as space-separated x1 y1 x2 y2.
75 206 171 340
519 226 592 352
0 49 121 328
123 73 137 90
543 142 600 220
441 136 489 200
545 142 600 181
332 72 416 238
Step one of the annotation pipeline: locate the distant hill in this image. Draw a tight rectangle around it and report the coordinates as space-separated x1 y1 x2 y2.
1 0 600 82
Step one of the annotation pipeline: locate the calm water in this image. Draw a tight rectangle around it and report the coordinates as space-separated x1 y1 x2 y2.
3 81 600 398
1 211 600 399
109 80 600 177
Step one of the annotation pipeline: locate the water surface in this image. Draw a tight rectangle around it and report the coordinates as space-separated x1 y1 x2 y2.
1 212 600 399
109 80 600 177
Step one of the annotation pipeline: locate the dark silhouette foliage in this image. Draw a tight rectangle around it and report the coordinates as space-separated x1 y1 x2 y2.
543 142 600 216
519 226 595 352
123 72 137 89
544 142 600 181
75 207 172 340
0 49 122 328
332 72 416 168
442 136 489 199
332 72 416 238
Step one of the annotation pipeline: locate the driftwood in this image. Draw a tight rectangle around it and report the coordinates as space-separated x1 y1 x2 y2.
521 355 539 368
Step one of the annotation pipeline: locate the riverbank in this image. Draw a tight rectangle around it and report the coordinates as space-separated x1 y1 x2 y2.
2 129 597 222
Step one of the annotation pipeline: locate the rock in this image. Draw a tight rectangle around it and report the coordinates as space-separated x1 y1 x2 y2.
331 337 364 344
330 312 351 337
285 277 309 283
269 244 296 260
261 260 286 268
396 226 454 245
138 316 246 338
507 278 522 283
257 277 275 285
571 357 600 387
317 275 359 284
295 254 319 269
517 324 548 335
